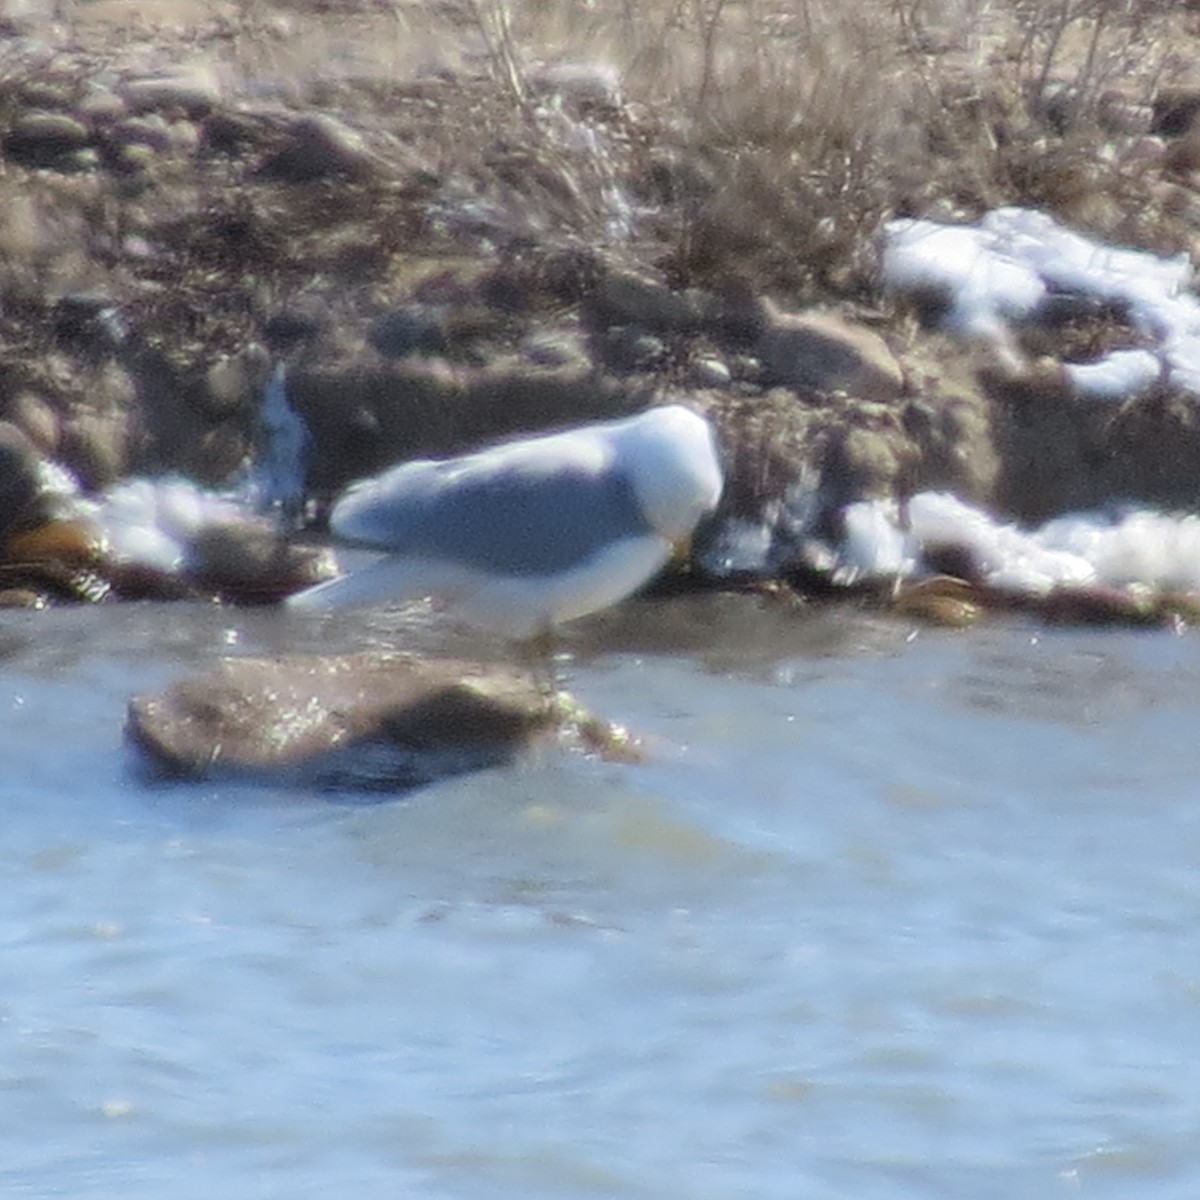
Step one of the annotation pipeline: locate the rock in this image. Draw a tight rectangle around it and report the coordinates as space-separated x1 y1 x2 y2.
201 109 272 157
520 329 587 368
53 292 129 359
17 79 72 110
0 0 40 35
76 84 127 124
821 417 914 507
5 517 105 570
529 61 622 114
201 345 272 419
1041 585 1160 627
0 480 111 605
758 304 905 401
61 148 101 173
109 114 174 153
288 360 639 498
262 308 327 356
1151 87 1200 137
111 142 156 175
4 110 91 168
6 391 60 456
689 356 732 389
121 73 220 119
594 269 709 332
727 354 765 384
185 523 337 604
257 114 376 183
892 575 982 626
600 326 667 373
1163 127 1200 177
898 342 1001 505
168 118 200 158
635 148 718 207
1097 89 1151 136
0 422 58 541
126 653 567 790
59 370 134 489
368 304 449 358
0 588 44 609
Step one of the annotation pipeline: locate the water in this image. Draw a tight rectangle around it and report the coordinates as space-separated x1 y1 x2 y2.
3 597 1200 1198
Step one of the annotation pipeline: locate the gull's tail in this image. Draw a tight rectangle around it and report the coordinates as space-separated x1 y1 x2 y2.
286 557 429 612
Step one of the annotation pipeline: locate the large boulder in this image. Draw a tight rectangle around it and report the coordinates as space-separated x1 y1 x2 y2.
757 303 905 402
126 652 627 792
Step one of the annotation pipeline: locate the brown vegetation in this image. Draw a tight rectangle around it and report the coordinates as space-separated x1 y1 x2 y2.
0 0 1199 518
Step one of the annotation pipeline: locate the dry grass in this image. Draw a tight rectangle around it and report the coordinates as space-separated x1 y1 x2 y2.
1 0 1196 385
348 0 1191 304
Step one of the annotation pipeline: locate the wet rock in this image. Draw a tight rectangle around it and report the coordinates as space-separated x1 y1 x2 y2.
185 523 337 605
758 304 905 401
0 512 110 605
126 653 567 790
5 516 105 568
892 575 982 626
1041 584 1160 627
0 588 44 609
257 114 377 183
4 110 91 169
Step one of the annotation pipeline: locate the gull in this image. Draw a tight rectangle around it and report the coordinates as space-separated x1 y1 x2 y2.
287 404 723 640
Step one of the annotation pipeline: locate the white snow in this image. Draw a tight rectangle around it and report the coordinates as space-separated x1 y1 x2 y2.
831 490 1200 598
883 206 1200 399
1064 348 1162 401
87 477 247 574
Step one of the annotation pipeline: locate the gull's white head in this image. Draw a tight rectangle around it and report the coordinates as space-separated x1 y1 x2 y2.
614 405 724 542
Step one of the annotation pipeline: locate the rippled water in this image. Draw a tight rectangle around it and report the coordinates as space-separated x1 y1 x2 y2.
3 596 1200 1198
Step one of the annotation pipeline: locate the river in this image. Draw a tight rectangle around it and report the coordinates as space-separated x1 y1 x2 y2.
2 595 1199 1198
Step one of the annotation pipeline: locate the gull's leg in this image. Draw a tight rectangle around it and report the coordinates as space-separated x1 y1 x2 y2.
519 623 564 705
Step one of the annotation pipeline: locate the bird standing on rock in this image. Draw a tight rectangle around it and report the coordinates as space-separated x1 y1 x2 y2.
287 404 724 640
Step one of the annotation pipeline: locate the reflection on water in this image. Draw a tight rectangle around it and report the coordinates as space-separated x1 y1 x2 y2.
2 597 1200 1198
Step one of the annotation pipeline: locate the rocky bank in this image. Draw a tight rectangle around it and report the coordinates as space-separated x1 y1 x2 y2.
4 0 1200 613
